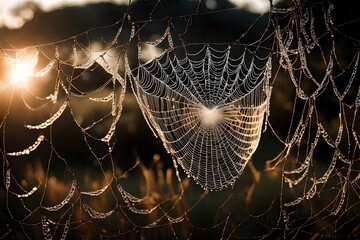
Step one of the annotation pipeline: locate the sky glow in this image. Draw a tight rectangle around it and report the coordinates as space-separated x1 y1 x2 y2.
0 0 279 29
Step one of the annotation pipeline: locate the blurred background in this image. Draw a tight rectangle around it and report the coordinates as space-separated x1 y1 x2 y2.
0 0 360 239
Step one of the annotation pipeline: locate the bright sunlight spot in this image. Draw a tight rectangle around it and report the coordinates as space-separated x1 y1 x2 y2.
200 105 223 127
10 64 33 87
7 48 39 87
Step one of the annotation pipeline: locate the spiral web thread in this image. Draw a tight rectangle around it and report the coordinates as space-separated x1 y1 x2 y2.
0 0 360 239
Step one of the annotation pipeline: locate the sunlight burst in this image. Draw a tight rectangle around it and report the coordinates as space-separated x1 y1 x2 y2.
200 105 223 127
7 48 39 88
10 64 33 87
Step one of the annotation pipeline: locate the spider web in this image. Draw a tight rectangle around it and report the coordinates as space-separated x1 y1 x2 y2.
134 44 272 190
0 0 360 239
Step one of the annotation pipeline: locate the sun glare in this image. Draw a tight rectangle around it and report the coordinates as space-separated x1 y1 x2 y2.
200 105 223 127
10 64 33 87
6 48 39 88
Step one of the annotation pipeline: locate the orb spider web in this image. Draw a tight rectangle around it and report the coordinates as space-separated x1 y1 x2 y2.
133 43 272 190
